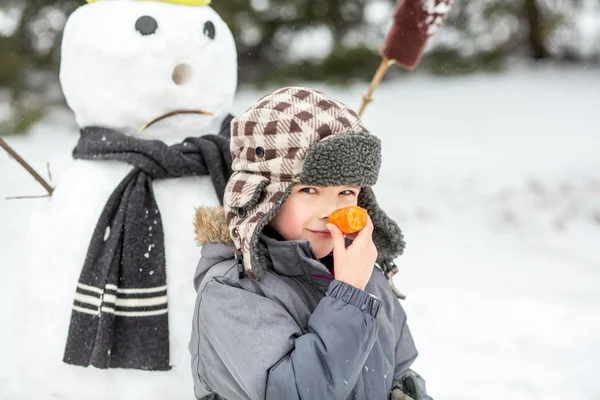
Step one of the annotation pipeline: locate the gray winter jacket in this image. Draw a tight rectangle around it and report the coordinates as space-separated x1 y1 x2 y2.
189 231 430 400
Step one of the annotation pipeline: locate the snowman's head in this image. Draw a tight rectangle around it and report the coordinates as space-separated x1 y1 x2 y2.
60 0 237 143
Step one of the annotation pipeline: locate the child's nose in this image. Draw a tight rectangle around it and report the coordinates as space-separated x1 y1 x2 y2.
319 202 339 220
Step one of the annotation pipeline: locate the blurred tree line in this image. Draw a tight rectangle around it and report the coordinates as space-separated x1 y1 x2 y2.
0 0 599 134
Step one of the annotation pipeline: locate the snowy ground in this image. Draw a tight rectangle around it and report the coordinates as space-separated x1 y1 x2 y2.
2 64 600 399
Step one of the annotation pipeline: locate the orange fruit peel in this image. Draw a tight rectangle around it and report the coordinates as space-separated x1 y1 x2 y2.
328 206 368 234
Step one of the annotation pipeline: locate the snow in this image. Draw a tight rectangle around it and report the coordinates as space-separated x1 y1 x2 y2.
423 0 452 15
0 8 21 36
286 25 335 62
2 64 600 398
572 2 600 58
422 0 452 36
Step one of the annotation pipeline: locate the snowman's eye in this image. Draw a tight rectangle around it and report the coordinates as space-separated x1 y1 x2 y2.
135 16 158 36
203 21 216 40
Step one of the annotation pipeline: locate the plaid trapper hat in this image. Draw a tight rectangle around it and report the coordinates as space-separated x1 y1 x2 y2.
224 87 405 283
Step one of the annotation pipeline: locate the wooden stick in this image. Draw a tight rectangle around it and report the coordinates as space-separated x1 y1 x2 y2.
138 109 214 133
0 137 54 196
358 57 397 118
47 161 53 183
6 194 52 200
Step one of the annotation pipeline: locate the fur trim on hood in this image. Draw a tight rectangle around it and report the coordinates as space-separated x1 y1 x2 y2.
194 206 233 247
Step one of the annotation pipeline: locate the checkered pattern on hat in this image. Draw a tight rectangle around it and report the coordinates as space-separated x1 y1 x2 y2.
230 87 369 180
225 172 269 210
224 178 290 279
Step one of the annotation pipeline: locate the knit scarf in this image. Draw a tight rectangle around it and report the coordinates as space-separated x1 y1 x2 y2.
63 118 232 370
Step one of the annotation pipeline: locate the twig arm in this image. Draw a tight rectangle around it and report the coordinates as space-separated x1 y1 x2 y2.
0 137 54 196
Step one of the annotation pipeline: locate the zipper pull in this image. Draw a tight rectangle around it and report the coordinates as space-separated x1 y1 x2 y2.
235 250 245 280
382 259 406 300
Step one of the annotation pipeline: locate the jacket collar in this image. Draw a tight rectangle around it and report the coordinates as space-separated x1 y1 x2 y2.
194 206 334 289
258 233 333 285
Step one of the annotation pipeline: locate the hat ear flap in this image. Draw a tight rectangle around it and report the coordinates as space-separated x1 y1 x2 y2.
358 187 405 263
225 172 270 215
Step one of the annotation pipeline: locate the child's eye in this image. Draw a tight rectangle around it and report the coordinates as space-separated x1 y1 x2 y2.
299 187 317 194
340 190 357 196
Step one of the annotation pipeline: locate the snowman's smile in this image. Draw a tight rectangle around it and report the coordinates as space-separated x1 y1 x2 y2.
139 109 213 132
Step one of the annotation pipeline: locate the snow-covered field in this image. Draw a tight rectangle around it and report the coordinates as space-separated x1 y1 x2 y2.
2 64 600 399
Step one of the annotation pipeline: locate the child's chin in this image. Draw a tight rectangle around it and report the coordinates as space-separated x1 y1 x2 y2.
312 245 333 259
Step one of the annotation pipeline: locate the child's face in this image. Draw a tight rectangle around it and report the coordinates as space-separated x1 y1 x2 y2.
270 184 361 258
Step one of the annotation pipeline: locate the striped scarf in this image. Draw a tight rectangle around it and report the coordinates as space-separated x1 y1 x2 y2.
63 118 232 370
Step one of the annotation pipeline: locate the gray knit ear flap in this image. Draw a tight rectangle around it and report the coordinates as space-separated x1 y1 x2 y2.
358 187 405 263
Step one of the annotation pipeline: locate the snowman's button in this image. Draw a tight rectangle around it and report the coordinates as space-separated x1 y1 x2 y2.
255 147 265 157
203 21 216 40
135 16 158 36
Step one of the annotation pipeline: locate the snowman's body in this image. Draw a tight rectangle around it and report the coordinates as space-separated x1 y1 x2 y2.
16 1 237 398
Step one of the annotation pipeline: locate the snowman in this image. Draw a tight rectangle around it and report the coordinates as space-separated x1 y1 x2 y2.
15 0 237 398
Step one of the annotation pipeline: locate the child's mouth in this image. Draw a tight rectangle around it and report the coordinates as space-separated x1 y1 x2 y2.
309 230 331 239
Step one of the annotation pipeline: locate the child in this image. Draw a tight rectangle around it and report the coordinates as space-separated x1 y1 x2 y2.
190 87 431 400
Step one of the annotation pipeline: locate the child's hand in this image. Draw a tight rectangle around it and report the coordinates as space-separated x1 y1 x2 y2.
327 215 377 291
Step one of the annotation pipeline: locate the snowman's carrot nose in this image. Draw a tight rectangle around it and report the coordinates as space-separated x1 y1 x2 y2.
138 109 214 132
